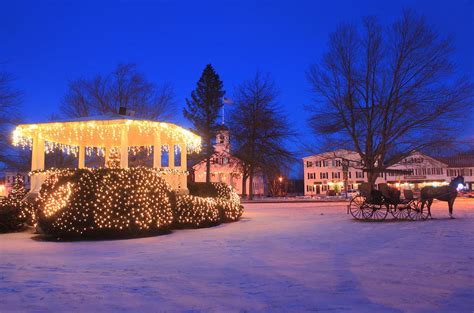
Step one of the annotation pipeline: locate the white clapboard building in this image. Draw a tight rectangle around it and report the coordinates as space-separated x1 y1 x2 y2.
302 149 471 196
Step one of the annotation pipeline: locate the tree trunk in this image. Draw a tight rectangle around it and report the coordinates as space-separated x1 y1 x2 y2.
241 175 247 197
367 169 378 188
205 139 212 183
248 166 254 200
205 157 211 183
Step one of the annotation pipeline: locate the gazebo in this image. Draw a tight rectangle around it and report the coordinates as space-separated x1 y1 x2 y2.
12 112 201 194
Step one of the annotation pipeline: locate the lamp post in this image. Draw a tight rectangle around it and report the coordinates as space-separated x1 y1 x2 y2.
278 176 283 197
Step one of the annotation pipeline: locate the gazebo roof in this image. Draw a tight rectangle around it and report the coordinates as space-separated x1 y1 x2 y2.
12 113 201 152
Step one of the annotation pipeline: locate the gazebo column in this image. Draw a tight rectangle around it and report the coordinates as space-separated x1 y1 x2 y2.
78 145 85 169
104 147 110 166
30 132 45 192
169 144 175 169
153 134 161 168
180 144 187 170
179 143 188 193
120 129 128 168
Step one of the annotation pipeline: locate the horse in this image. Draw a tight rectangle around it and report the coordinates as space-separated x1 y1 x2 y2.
420 176 464 219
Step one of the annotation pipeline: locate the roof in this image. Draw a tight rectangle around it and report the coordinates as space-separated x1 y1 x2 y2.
12 113 201 151
216 124 229 131
438 155 474 168
20 112 165 125
302 149 358 160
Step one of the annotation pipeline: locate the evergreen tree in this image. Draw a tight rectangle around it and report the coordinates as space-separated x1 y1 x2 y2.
106 148 121 168
184 64 225 183
8 174 27 203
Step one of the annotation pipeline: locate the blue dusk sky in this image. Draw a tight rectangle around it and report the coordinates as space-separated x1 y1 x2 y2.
1 0 473 170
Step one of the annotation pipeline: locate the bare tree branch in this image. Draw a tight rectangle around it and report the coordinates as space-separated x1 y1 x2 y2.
307 10 474 185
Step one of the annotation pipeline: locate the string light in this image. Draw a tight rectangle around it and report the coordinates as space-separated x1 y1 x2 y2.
12 119 201 156
35 168 243 237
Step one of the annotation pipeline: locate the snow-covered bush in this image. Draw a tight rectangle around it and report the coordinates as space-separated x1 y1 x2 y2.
36 167 174 238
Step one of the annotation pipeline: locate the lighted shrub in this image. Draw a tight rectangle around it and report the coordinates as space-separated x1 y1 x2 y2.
215 198 243 222
35 169 243 238
37 168 174 238
186 182 244 223
0 175 36 233
0 201 28 232
173 194 220 228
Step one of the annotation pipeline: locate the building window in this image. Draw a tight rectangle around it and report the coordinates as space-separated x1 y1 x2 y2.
335 160 341 167
323 160 329 167
306 161 313 168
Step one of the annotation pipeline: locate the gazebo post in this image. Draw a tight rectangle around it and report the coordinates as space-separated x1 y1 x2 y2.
180 143 187 170
78 145 85 169
120 128 128 168
169 144 175 169
30 131 45 192
153 133 161 168
179 143 188 193
104 147 110 166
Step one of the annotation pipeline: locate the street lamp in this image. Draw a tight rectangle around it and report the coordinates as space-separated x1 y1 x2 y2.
278 176 283 197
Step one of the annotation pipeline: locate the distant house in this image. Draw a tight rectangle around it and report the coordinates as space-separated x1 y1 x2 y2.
302 149 472 196
192 125 265 196
439 154 474 190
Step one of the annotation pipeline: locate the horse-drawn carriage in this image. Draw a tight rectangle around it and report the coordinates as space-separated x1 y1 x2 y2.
348 183 429 221
348 175 464 220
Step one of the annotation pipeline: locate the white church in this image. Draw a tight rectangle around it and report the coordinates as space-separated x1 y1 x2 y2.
192 125 265 196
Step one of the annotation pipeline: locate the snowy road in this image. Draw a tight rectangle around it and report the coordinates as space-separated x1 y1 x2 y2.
1 199 473 312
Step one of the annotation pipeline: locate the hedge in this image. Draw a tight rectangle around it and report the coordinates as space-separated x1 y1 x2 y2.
37 168 174 238
32 168 243 238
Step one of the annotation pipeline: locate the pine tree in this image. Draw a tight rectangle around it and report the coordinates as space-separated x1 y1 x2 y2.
106 148 121 168
184 64 225 183
8 174 27 203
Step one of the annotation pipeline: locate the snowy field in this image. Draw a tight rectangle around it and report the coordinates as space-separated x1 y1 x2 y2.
1 199 473 313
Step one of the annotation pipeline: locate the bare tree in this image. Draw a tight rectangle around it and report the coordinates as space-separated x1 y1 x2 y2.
0 70 24 168
230 71 295 200
61 63 175 119
307 10 473 185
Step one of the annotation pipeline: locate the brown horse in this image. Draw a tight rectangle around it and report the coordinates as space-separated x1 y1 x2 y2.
420 176 464 219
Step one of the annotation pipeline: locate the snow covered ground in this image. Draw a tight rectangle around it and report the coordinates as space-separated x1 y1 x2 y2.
1 199 473 312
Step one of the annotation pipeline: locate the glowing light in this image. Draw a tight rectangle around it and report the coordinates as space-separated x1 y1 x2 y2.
12 119 201 156
35 168 242 237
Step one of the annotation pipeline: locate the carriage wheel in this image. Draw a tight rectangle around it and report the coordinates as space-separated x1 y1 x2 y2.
368 204 389 221
390 204 409 220
408 200 429 221
349 195 371 220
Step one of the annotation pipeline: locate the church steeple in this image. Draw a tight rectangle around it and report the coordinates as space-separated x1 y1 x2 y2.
215 124 230 153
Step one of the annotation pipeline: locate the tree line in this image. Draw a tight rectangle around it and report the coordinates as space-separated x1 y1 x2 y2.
0 9 472 197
